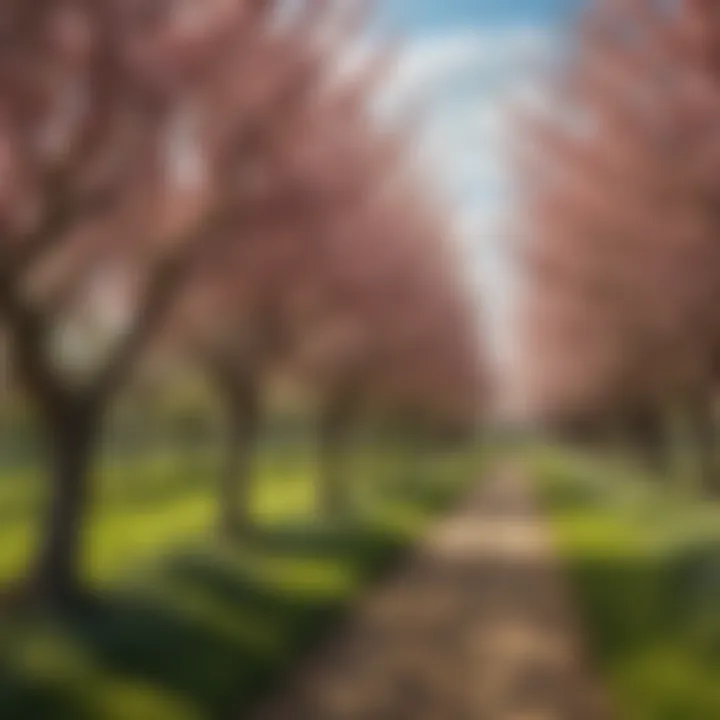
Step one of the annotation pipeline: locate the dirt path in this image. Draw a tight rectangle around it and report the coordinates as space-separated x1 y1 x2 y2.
249 466 610 719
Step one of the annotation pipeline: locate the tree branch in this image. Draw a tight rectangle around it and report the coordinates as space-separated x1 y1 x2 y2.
0 272 67 414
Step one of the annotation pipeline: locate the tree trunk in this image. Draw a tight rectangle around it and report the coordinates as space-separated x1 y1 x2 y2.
30 406 98 607
626 408 669 478
687 399 718 496
218 379 260 539
317 390 357 519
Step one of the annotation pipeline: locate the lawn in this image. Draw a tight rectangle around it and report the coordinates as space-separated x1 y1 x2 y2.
0 435 481 719
533 446 720 720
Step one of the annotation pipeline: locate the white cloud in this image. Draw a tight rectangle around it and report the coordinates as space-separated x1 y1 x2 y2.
381 25 553 106
383 24 556 200
377 23 558 385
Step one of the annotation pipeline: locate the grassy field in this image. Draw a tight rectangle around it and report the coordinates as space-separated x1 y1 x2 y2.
533 446 720 720
0 436 480 719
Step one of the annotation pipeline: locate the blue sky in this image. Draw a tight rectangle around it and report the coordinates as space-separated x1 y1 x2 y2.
371 0 579 393
378 0 578 32
373 0 578 221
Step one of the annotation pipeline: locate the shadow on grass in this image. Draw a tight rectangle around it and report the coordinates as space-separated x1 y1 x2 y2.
243 521 405 567
0 450 479 720
66 580 318 716
536 450 720 719
561 547 720 719
0 665 98 720
374 472 469 514
0 520 420 720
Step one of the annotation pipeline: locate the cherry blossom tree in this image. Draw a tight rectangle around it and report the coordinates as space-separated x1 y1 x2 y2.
0 0 357 604
516 0 720 488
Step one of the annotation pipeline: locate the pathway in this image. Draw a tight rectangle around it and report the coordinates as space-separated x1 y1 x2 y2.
249 466 609 719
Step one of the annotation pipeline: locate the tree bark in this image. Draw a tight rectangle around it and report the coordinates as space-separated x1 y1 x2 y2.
30 404 98 607
317 388 357 519
218 377 261 539
687 399 718 496
626 408 669 478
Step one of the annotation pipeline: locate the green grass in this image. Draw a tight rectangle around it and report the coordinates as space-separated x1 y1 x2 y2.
0 437 481 719
533 446 720 720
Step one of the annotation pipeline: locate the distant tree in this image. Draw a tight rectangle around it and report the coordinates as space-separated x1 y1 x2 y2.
292 168 485 515
158 34 401 536
516 0 720 488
